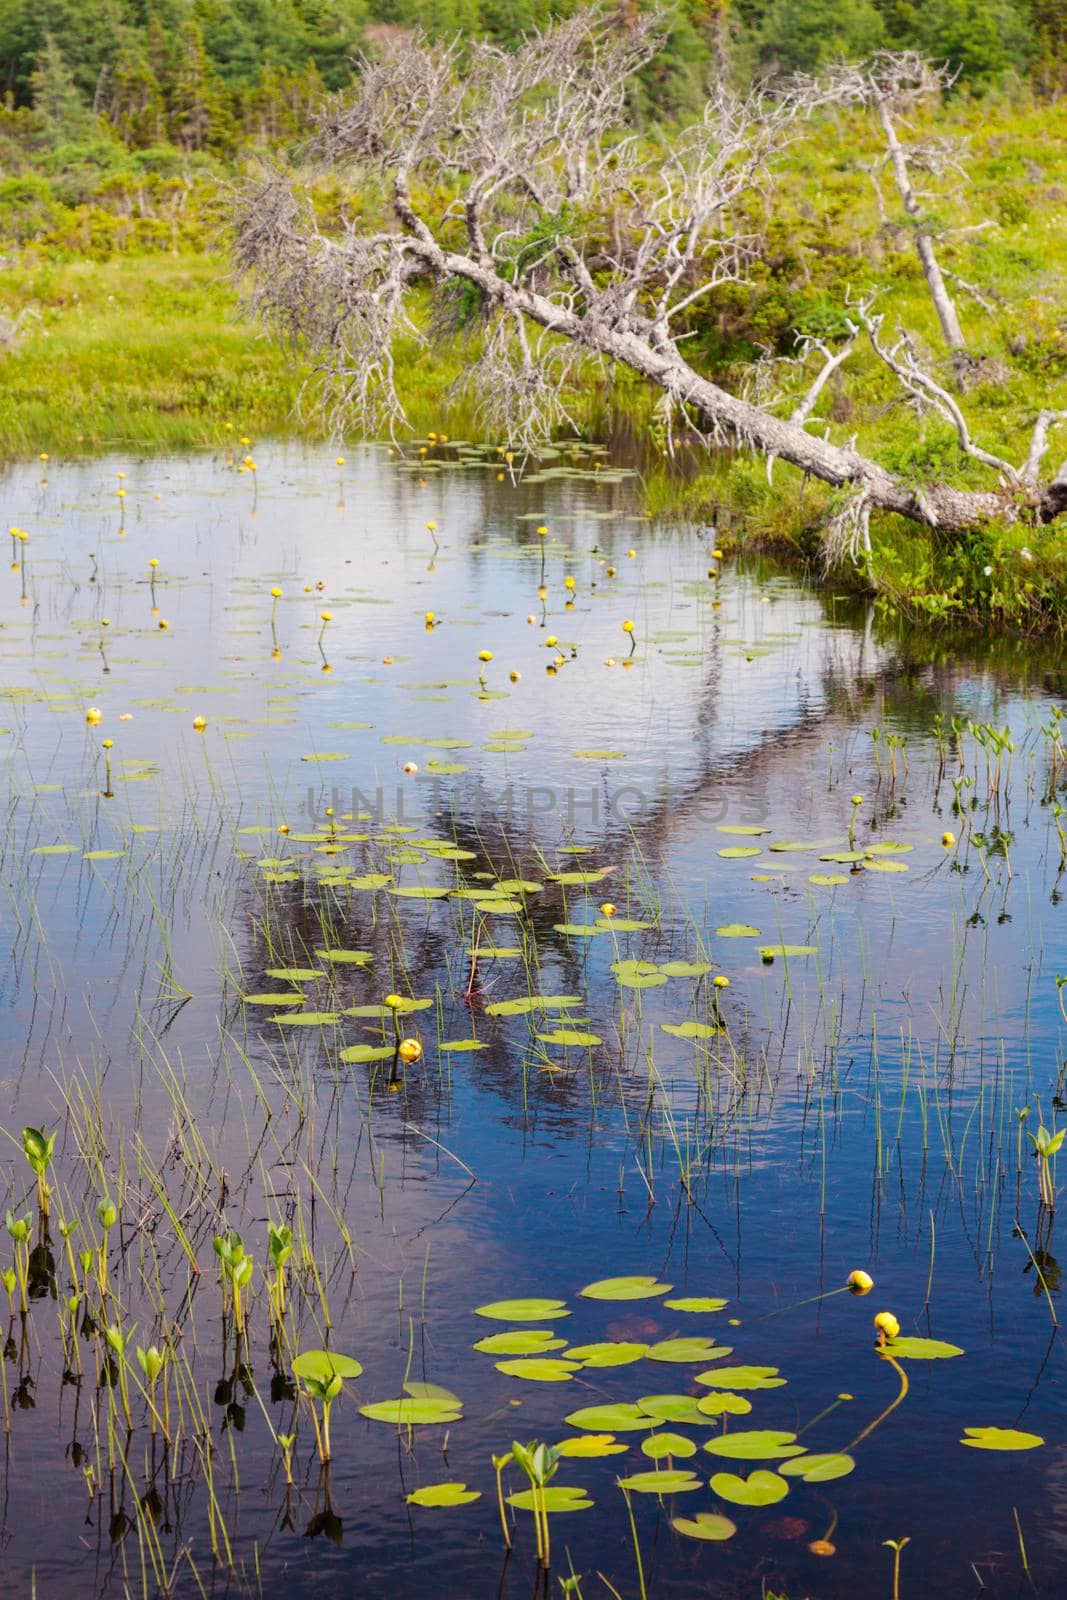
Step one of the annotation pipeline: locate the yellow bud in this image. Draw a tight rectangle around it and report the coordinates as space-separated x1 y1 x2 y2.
158 618 169 629
336 456 345 466
545 635 558 647
847 1269 874 1294
385 993 404 1009
621 619 634 633
942 831 956 847
873 1310 900 1343
850 794 863 806
192 716 207 731
599 902 617 918
564 576 575 590
402 761 418 774
270 586 282 597
86 707 103 724
713 548 724 559
398 1038 423 1064
509 669 521 682
478 650 493 662
149 558 159 568
102 738 113 749
712 975 730 989
320 610 333 622
278 824 290 835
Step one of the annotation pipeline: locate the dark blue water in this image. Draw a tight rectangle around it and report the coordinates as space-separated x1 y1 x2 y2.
0 440 1064 1599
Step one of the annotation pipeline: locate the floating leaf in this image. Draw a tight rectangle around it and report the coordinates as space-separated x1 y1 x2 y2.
475 1298 570 1321
580 1275 672 1301
301 752 350 763
960 1427 1044 1451
757 946 819 960
647 1338 730 1364
407 1482 481 1507
671 1512 736 1542
779 1453 855 1481
696 1392 752 1417
536 1028 602 1047
564 1404 655 1433
474 1330 566 1356
696 1366 785 1390
506 1487 593 1513
661 1021 720 1039
271 1011 341 1026
292 1351 363 1382
438 1038 487 1053
809 873 848 886
642 1433 696 1460
617 1470 702 1495
565 1342 649 1367
865 842 914 855
885 1338 964 1360
495 1358 581 1382
316 948 373 964
637 1395 706 1425
664 1297 728 1313
704 1431 803 1461
486 995 582 1017
84 849 126 861
658 961 712 977
863 857 909 873
243 992 307 1006
359 1398 462 1425
716 924 760 938
339 1044 395 1064
267 967 320 981
710 1469 788 1506
390 885 450 899
716 826 770 836
717 846 761 859
555 1434 628 1458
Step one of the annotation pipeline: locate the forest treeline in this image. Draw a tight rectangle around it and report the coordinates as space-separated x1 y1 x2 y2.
0 0 1065 166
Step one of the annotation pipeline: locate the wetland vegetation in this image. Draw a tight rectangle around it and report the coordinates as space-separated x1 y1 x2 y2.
1 6 1067 1599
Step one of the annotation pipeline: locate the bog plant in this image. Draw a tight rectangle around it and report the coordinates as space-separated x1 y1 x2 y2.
20 1126 55 1218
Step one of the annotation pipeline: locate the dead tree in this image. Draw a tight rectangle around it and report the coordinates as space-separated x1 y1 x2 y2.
232 12 1067 566
827 53 984 353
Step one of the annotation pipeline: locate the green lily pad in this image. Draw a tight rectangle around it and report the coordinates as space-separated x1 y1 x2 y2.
696 1366 785 1390
642 1432 696 1460
885 1337 964 1359
475 1298 570 1321
637 1395 706 1425
664 1297 728 1313
717 826 770 836
390 885 450 899
267 967 321 981
863 858 909 873
359 1397 462 1425
865 842 914 854
339 1044 395 1063
661 1021 721 1039
709 1469 788 1506
717 846 761 859
960 1427 1044 1451
555 1434 628 1458
565 1342 649 1367
658 961 712 977
757 945 819 959
495 1358 581 1382
271 1011 341 1026
84 849 126 860
292 1350 363 1382
809 873 848 886
779 1453 855 1481
438 1038 487 1052
580 1275 672 1301
696 1392 752 1417
564 1404 655 1433
618 1469 702 1495
536 1029 602 1047
301 752 350 762
243 992 307 1006
716 924 760 937
486 995 582 1017
647 1338 730 1364
704 1431 803 1460
474 1330 566 1355
407 1482 481 1507
315 948 373 964
671 1511 736 1542
506 1486 593 1513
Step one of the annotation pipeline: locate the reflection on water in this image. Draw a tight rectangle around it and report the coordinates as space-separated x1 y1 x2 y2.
0 441 1065 1599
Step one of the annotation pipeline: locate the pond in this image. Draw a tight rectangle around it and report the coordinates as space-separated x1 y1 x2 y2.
0 438 1065 1600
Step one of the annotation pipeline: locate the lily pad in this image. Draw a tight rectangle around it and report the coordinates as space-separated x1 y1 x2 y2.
617 1469 702 1495
555 1434 628 1458
779 1453 855 1481
243 992 307 1006
580 1275 672 1301
407 1482 481 1507
704 1431 803 1460
647 1338 730 1364
642 1432 697 1460
564 1404 655 1433
717 846 761 859
716 924 760 937
709 1469 788 1506
340 1044 396 1064
637 1395 706 1425
696 1392 752 1417
658 961 712 978
565 1342 649 1367
506 1487 593 1513
960 1427 1044 1451
757 945 819 960
885 1337 964 1360
475 1298 570 1321
271 1011 341 1026
536 1029 602 1047
474 1331 567 1356
664 1297 728 1313
660 1021 720 1039
495 1358 581 1382
292 1351 363 1382
696 1366 785 1390
359 1397 462 1425
671 1511 736 1542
